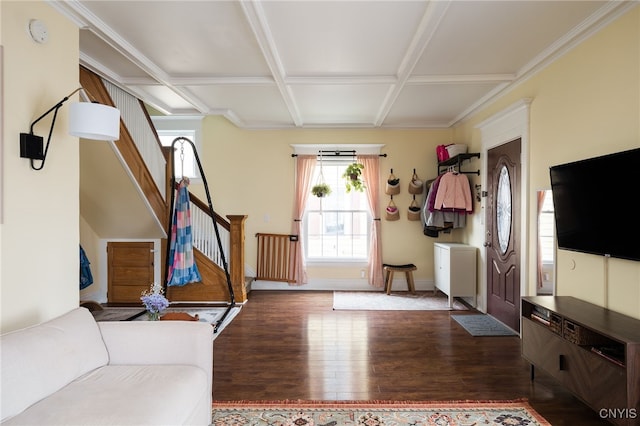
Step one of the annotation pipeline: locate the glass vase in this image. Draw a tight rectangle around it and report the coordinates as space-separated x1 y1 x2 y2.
147 311 160 321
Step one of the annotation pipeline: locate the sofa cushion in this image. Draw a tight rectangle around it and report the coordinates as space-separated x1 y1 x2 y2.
0 308 109 422
2 364 208 426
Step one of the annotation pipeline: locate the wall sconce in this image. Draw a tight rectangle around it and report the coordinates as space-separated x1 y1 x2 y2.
19 87 120 170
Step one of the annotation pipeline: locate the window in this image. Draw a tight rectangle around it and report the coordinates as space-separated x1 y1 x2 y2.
304 161 370 261
538 191 555 263
151 116 203 181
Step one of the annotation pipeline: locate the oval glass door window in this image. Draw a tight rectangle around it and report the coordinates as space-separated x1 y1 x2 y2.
496 165 512 254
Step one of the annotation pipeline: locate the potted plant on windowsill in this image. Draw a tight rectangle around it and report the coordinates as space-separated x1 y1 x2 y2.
311 183 332 198
343 162 365 193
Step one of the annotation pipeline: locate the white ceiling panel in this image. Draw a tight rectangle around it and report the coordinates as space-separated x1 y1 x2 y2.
291 84 392 126
386 82 502 127
414 1 609 76
186 84 294 127
50 0 634 129
261 1 428 75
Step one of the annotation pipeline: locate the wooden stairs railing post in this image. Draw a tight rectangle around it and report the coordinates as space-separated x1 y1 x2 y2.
227 215 248 303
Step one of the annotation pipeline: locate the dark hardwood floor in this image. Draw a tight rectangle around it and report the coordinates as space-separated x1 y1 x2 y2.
213 290 610 425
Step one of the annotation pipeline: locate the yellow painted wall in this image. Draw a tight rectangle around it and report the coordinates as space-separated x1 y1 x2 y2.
0 1 81 332
190 118 461 283
454 7 640 318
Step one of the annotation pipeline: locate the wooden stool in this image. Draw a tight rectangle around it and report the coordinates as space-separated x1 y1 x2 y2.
383 263 417 295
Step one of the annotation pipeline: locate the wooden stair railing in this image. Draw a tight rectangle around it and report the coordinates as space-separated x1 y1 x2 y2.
81 66 247 304
79 66 167 230
166 195 248 304
163 151 248 305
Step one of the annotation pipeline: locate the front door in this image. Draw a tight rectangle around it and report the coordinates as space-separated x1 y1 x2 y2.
486 138 521 332
107 241 154 303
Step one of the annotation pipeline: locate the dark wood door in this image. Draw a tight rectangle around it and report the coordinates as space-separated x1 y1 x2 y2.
486 138 521 332
107 241 154 303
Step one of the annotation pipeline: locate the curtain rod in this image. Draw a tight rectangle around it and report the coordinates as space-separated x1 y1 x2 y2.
291 150 387 157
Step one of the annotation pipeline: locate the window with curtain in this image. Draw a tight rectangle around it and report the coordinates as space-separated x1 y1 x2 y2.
304 160 371 261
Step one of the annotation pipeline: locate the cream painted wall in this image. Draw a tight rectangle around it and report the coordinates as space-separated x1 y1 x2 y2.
453 7 640 319
1 1 81 332
189 118 465 286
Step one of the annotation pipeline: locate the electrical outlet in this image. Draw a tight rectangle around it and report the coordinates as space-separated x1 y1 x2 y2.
360 270 365 278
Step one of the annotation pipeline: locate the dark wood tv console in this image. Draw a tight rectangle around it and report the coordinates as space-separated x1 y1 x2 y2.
521 296 640 426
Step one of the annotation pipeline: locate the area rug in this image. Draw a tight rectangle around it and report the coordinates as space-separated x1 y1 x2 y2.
333 291 468 311
91 307 146 321
452 314 518 336
94 306 242 336
211 399 551 425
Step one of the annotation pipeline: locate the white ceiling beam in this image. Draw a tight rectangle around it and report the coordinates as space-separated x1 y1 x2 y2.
239 0 303 127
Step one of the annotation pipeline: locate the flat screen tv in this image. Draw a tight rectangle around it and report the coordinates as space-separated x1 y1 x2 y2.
549 148 640 261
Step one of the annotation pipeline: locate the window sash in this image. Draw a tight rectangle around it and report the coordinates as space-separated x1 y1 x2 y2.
304 209 370 261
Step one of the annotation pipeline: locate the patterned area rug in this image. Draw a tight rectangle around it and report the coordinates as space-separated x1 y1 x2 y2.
211 399 551 425
333 291 468 311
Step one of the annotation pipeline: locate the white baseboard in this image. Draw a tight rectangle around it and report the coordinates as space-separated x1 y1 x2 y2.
249 278 436 292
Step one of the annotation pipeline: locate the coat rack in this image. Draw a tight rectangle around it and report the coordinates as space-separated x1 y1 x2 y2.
437 153 480 175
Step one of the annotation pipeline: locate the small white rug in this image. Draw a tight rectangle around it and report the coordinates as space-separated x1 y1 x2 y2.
133 306 242 337
173 306 242 335
333 291 468 311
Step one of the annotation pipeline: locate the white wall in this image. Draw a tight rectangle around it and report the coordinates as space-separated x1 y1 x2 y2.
1 1 80 332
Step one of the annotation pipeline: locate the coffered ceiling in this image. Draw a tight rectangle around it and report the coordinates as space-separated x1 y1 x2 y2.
51 1 635 129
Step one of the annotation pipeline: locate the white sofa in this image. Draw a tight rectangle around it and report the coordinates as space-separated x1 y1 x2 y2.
0 307 213 425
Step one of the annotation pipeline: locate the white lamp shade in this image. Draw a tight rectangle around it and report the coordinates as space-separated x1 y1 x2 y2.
68 102 120 141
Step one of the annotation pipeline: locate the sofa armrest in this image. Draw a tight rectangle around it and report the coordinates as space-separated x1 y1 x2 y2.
97 321 213 391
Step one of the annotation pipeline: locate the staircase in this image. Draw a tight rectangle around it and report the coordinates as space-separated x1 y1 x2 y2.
80 66 247 303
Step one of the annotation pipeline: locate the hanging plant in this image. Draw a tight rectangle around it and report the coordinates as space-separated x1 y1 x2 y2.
343 162 365 193
311 151 332 198
311 183 332 198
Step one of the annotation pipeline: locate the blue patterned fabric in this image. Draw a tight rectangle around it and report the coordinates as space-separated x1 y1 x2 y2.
79 245 93 289
167 178 202 286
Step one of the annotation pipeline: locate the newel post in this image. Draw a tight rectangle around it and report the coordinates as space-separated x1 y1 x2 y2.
227 215 248 303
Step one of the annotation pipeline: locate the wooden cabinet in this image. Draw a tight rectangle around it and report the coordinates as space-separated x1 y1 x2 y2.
107 241 154 303
433 243 476 308
522 296 640 425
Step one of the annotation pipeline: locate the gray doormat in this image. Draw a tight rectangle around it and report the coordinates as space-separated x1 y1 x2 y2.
451 314 518 336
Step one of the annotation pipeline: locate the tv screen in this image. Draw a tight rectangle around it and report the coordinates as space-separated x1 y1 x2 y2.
549 148 640 261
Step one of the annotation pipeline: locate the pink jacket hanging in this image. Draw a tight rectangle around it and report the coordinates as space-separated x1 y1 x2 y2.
433 172 472 212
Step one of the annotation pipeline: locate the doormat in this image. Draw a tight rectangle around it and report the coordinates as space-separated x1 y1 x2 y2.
452 314 518 336
212 399 551 426
333 291 468 311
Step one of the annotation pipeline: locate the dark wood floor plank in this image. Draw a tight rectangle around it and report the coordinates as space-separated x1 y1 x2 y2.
213 290 610 425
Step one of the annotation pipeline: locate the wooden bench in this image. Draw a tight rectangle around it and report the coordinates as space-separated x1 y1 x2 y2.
383 263 417 295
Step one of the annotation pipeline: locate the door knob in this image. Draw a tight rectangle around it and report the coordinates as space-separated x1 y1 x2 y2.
483 242 492 247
